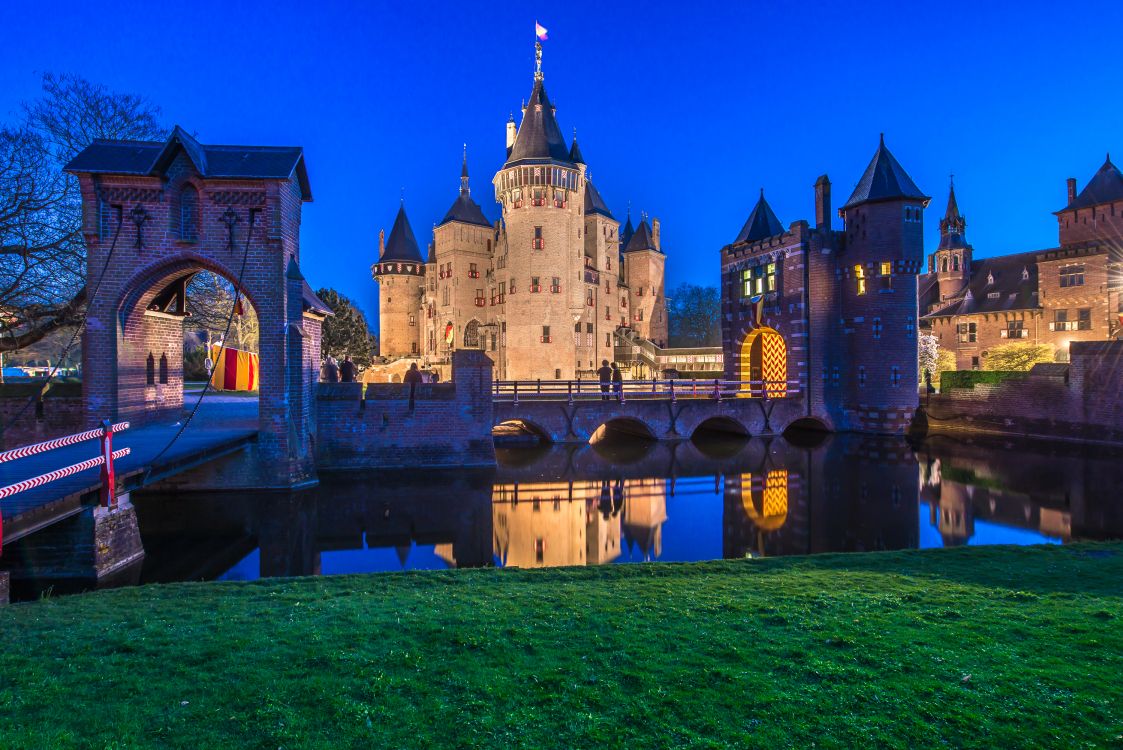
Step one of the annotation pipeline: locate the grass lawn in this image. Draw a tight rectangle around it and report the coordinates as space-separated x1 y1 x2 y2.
1 544 1120 749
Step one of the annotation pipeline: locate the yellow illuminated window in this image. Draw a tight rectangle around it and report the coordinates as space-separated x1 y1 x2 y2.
880 261 892 276
854 264 866 295
766 263 777 292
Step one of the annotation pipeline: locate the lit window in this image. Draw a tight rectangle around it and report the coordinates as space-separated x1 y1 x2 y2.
854 265 866 295
1060 264 1085 288
880 261 891 276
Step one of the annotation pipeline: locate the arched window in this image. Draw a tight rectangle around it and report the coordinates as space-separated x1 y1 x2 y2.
159 354 169 384
180 185 198 241
463 319 481 348
952 255 960 271
942 257 949 273
146 353 155 385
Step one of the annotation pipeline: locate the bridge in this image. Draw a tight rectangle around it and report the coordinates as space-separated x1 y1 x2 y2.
492 378 824 443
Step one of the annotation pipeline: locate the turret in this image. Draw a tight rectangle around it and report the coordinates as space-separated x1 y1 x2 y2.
931 177 972 300
372 203 425 358
623 214 668 345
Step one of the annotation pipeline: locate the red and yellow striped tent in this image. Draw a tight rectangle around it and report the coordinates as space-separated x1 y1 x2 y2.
209 345 259 392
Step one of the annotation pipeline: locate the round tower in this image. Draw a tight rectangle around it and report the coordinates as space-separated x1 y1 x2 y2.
491 41 585 381
371 203 425 359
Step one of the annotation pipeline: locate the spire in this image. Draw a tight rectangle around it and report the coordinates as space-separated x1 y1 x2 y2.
734 189 784 244
841 134 929 210
624 216 659 253
460 143 470 196
938 177 968 250
534 40 543 81
569 129 585 164
505 40 571 167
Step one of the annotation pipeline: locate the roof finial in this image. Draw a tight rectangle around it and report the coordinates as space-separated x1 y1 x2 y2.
460 144 470 196
950 173 955 189
760 187 765 198
1108 151 1113 164
400 187 404 206
879 132 885 147
534 40 543 81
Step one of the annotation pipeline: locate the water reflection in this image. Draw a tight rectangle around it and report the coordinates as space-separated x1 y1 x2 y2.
9 433 1121 596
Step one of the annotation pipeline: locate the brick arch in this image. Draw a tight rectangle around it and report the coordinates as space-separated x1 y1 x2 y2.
738 327 787 396
589 416 657 443
115 251 262 323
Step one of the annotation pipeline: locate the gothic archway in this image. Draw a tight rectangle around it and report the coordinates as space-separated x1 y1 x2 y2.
463 319 481 349
739 327 787 396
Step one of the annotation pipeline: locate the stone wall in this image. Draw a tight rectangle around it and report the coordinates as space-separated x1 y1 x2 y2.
315 350 495 469
0 393 84 450
918 340 1123 443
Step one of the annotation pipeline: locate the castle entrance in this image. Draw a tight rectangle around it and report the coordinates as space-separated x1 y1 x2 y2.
739 328 786 396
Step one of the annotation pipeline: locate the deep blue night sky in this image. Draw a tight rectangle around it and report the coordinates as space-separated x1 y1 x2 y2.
2 0 1120 327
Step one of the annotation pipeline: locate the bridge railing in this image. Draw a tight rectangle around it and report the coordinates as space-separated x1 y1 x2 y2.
493 379 801 404
0 421 130 507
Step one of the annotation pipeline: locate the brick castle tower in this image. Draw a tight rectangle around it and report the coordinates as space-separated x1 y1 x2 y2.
372 204 425 358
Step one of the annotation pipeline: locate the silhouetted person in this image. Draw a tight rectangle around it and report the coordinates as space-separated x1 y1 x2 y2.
340 355 356 383
611 362 623 401
431 370 440 383
321 355 339 383
404 362 423 410
597 359 612 400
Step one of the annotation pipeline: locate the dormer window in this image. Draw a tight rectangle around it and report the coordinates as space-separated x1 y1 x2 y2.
986 271 994 285
1021 267 1030 281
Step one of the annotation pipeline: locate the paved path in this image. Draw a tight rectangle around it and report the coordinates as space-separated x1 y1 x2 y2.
1 399 258 544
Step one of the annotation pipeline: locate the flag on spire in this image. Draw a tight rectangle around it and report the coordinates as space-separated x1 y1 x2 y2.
535 22 548 40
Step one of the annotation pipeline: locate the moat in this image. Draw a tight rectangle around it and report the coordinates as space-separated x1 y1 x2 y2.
9 431 1122 600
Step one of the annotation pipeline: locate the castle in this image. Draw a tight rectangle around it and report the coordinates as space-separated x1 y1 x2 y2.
372 43 667 381
721 135 927 435
919 158 1123 369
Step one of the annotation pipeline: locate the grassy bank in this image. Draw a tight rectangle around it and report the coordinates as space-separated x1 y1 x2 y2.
1 545 1121 749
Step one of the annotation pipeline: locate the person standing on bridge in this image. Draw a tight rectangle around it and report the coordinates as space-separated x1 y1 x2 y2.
321 355 339 383
597 359 612 401
340 355 356 383
404 362 423 410
611 362 623 401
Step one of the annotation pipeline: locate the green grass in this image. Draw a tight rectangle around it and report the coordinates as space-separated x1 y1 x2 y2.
1 544 1121 749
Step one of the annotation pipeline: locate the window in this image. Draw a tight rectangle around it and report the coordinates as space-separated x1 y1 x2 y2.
180 185 198 241
442 287 450 306
540 325 551 343
498 282 506 304
904 205 922 223
942 257 949 273
1060 264 1085 288
635 309 644 322
957 322 977 343
469 263 479 279
858 366 866 387
533 190 545 207
605 306 611 321
765 263 777 292
586 289 594 306
971 356 980 370
146 353 155 386
98 198 112 240
574 323 582 345
1004 320 1025 339
854 265 866 295
952 255 960 271
531 276 541 293
408 313 416 326
880 261 892 290
872 317 882 339
501 321 506 347
551 276 561 294
1078 307 1092 330
606 333 611 347
533 227 544 249
474 289 485 307
510 279 517 294
891 366 901 388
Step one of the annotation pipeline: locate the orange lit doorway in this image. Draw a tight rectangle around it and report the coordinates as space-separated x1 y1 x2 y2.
740 328 786 396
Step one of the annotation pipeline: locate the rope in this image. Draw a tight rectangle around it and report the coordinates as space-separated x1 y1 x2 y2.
141 210 258 482
0 208 126 437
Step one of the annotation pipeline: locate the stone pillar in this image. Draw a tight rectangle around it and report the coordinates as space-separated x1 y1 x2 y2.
452 349 496 465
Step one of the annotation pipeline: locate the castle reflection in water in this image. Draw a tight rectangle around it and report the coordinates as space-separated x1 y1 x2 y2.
110 431 1123 586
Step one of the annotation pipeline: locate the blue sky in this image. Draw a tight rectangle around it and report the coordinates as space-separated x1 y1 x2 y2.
2 0 1120 326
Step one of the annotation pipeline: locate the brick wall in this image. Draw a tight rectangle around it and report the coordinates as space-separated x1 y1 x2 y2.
0 394 84 450
921 340 1123 443
315 349 495 469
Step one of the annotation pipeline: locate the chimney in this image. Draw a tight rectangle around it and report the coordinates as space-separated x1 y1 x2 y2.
652 218 661 251
378 229 385 259
506 116 517 157
814 174 832 230
1066 177 1077 206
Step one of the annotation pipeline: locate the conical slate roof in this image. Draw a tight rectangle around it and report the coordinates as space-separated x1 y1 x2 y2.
734 189 784 244
937 180 968 250
438 153 491 228
569 136 585 164
506 79 572 167
381 204 424 263
620 213 635 252
841 134 928 210
584 179 613 218
624 218 658 253
1063 155 1123 211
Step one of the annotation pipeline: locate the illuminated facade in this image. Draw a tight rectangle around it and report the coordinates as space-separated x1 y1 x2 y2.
374 43 667 380
920 158 1123 370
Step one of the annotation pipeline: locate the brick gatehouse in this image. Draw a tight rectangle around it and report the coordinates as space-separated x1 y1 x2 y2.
65 127 328 483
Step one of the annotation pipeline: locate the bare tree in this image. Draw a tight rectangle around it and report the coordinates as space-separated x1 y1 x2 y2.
0 73 164 353
185 271 259 352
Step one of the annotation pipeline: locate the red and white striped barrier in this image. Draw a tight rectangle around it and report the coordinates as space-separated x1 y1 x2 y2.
0 422 129 464
0 448 131 501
